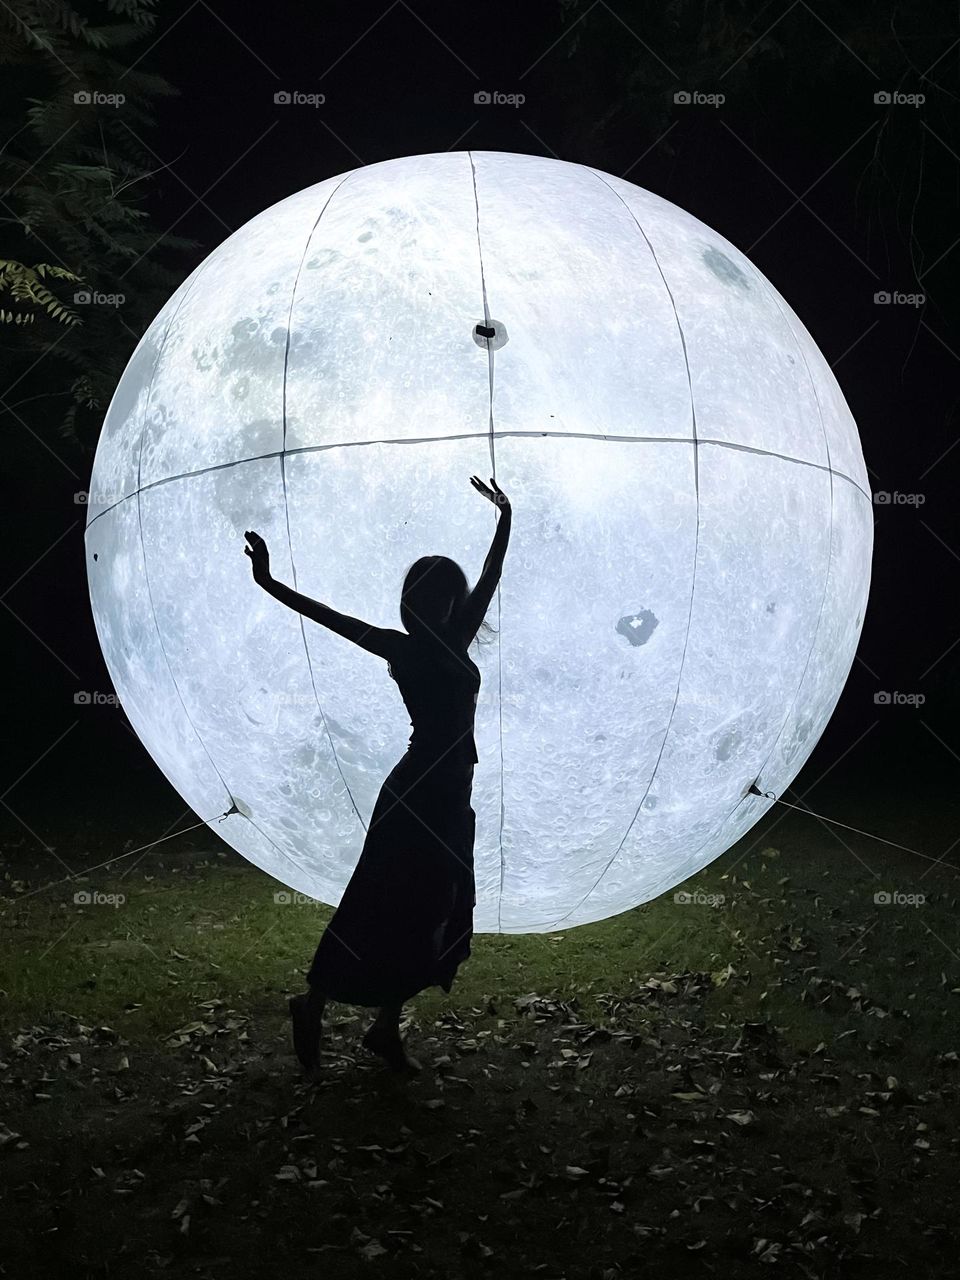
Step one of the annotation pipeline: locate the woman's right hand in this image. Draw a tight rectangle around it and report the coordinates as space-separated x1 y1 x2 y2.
470 475 510 513
244 530 272 586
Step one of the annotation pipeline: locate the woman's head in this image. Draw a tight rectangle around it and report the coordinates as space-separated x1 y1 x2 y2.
400 556 469 637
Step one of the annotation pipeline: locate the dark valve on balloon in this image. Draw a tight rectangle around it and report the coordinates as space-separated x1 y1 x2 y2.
747 780 777 799
472 318 509 350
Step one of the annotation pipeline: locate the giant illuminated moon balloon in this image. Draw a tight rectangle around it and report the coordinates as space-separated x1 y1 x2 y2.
85 151 872 933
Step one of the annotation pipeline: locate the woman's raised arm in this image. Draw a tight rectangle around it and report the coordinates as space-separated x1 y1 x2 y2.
244 531 402 661
458 476 512 644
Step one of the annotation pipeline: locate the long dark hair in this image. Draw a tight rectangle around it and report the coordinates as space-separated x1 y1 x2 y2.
400 555 495 646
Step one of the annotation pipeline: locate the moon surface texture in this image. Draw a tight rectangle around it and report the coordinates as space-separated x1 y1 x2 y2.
85 151 872 932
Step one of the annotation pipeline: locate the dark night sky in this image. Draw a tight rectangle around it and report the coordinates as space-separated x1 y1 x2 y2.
5 0 959 845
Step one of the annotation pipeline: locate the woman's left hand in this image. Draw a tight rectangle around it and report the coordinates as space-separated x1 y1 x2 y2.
470 475 511 512
244 530 272 585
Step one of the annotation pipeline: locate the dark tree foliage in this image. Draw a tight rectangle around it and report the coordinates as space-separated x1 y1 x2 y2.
0 0 194 446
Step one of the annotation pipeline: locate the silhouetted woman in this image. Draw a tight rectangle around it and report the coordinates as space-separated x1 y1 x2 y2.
244 476 511 1072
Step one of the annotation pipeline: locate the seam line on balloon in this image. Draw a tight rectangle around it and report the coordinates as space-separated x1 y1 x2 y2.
552 258 856 924
131 261 237 817
84 436 872 533
234 810 312 882
133 490 235 807
280 174 368 836
469 149 507 935
637 314 844 903
543 174 703 926
726 292 839 817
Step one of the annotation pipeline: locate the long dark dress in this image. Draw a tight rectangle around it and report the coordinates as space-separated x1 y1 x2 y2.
307 627 480 1007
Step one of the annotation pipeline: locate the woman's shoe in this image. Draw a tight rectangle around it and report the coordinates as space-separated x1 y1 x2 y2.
362 1026 421 1073
288 993 322 1070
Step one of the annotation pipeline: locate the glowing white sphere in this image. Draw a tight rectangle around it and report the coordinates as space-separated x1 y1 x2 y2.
85 151 872 933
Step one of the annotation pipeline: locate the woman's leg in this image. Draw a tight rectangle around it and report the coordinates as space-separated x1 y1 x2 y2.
288 984 326 1070
363 1000 421 1072
372 1000 402 1035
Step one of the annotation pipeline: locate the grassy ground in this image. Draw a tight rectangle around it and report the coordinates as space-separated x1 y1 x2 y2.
2 788 959 1279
